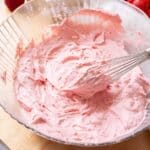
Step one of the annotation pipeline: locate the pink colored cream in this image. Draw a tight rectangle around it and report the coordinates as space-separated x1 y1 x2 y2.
14 9 150 143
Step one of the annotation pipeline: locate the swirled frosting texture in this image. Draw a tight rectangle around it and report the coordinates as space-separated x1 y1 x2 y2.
14 9 150 143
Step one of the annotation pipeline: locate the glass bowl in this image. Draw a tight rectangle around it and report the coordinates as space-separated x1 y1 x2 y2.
0 0 150 147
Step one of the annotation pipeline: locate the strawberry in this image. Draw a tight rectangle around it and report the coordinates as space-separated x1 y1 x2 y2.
127 0 150 17
127 0 150 11
146 8 150 17
5 0 25 12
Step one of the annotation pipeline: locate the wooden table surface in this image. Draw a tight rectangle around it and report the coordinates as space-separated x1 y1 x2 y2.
0 1 149 150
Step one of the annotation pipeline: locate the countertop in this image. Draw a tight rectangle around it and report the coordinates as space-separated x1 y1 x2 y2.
0 1 149 150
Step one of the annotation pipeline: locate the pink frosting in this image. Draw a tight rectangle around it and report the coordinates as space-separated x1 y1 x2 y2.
14 9 150 143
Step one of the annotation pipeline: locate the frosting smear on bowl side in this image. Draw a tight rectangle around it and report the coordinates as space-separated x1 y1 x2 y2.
14 9 150 143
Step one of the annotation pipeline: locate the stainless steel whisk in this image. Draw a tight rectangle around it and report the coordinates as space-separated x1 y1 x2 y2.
107 48 150 81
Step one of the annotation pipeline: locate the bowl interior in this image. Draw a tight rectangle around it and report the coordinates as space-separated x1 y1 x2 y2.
0 0 150 147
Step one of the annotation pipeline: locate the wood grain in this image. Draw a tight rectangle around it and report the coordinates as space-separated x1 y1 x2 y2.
0 1 149 150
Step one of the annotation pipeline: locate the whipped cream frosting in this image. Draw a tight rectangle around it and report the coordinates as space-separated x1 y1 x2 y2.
14 9 150 143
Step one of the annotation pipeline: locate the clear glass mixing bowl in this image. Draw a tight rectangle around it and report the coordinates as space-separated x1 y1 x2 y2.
0 0 150 147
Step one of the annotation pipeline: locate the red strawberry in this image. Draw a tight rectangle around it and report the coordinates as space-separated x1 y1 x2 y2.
146 8 150 17
127 0 150 11
5 0 25 12
127 0 134 3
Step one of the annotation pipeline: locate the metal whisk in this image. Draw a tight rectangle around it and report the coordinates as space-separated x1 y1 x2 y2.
107 48 150 81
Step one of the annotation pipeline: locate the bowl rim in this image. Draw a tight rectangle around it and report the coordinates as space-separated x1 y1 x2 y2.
0 0 150 147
